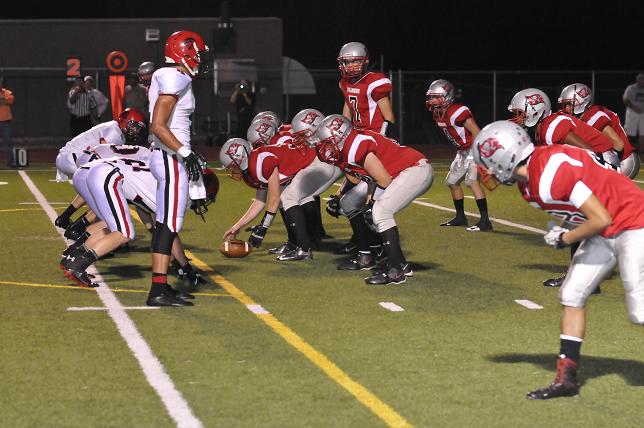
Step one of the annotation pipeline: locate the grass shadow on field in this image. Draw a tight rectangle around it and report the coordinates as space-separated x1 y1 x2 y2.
99 264 150 281
490 353 644 387
491 230 545 246
518 263 568 273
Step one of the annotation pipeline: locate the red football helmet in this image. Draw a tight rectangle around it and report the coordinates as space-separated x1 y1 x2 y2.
164 30 209 77
117 108 146 142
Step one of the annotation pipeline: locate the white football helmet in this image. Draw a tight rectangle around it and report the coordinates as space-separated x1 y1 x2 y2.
425 79 455 114
472 120 535 184
252 111 282 129
508 88 551 128
558 83 592 116
247 119 277 148
337 42 369 79
313 114 354 165
219 138 251 178
291 108 325 147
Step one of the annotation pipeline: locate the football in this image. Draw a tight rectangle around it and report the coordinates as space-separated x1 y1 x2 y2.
219 239 252 258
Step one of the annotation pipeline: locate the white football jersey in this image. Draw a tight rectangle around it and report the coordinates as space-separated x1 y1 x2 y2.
148 67 194 152
60 121 124 154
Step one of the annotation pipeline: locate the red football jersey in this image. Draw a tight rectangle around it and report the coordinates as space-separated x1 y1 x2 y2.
339 72 392 133
581 105 635 159
432 103 474 149
517 181 587 226
246 144 315 188
535 112 613 153
339 130 426 180
525 145 644 237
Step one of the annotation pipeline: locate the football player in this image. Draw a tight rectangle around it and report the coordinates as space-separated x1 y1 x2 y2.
54 108 147 235
558 83 640 178
220 129 339 261
472 120 644 400
426 79 492 231
315 115 433 285
146 30 209 306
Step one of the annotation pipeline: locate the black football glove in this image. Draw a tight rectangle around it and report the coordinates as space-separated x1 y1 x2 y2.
186 271 207 286
326 195 341 218
184 151 206 182
363 200 375 228
248 225 268 248
54 214 72 229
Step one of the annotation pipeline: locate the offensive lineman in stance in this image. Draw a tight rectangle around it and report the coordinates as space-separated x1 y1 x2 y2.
472 121 644 399
146 30 209 307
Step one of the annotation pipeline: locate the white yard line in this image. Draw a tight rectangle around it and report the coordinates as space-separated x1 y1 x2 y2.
378 302 405 312
634 179 644 184
246 304 270 315
19 171 203 428
514 300 544 310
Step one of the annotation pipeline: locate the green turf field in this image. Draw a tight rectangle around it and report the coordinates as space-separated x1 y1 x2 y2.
1 163 643 427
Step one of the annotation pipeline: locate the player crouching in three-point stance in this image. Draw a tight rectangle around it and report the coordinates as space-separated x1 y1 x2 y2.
146 30 209 307
472 120 644 399
315 115 433 285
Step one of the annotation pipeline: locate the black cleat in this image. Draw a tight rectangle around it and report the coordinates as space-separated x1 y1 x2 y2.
165 286 195 300
277 247 313 261
372 262 413 277
543 275 566 287
592 286 602 295
268 242 296 255
440 216 468 227
63 269 97 288
333 241 358 255
147 291 194 307
467 219 493 232
527 358 579 400
337 252 376 271
365 267 406 285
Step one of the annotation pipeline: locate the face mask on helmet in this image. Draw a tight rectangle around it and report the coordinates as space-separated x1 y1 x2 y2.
425 94 450 113
338 57 368 79
508 109 527 126
316 139 342 165
557 83 592 116
164 30 209 77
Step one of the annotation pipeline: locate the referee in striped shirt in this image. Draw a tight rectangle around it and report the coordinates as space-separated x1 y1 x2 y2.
67 77 97 137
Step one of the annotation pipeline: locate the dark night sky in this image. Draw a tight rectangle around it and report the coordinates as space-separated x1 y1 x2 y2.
6 1 643 71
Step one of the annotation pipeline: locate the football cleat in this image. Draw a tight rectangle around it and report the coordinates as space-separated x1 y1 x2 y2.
467 219 493 232
268 242 296 255
440 216 468 227
147 291 194 307
364 267 406 285
337 252 376 271
527 357 579 400
63 269 97 288
277 248 313 261
165 285 195 300
333 241 358 255
543 275 566 287
372 262 413 277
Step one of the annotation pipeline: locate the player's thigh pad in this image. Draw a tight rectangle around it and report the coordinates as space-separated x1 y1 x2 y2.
373 161 433 232
616 228 644 324
150 149 188 233
445 151 468 186
339 180 369 215
559 235 617 308
72 168 100 216
87 163 135 239
281 159 341 210
621 153 641 179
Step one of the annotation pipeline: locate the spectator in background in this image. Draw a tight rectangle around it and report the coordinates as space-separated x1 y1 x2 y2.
229 80 256 138
123 72 148 116
67 77 96 137
0 77 15 167
84 76 109 124
623 73 644 152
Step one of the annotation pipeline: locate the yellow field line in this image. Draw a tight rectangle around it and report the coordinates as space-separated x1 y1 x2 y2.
186 252 412 428
0 280 230 298
0 208 54 213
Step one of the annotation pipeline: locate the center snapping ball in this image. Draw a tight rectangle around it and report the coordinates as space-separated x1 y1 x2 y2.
219 239 252 258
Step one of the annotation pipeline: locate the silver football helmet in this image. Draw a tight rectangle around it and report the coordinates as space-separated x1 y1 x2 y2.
508 88 552 128
425 79 455 113
337 42 369 79
472 120 535 184
219 138 251 179
558 83 592 116
247 119 277 148
291 108 325 147
251 111 282 129
313 114 354 165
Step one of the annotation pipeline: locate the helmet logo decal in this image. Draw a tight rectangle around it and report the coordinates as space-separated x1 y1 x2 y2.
576 87 590 98
301 112 319 125
479 138 504 158
255 122 271 135
328 117 345 131
525 94 544 106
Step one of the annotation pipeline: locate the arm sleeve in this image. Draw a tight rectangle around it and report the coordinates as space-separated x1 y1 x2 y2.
350 138 377 166
547 119 575 145
546 162 590 208
370 79 392 102
157 71 190 96
453 107 473 126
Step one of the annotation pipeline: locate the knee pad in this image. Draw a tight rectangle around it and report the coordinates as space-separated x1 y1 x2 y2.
151 221 176 255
